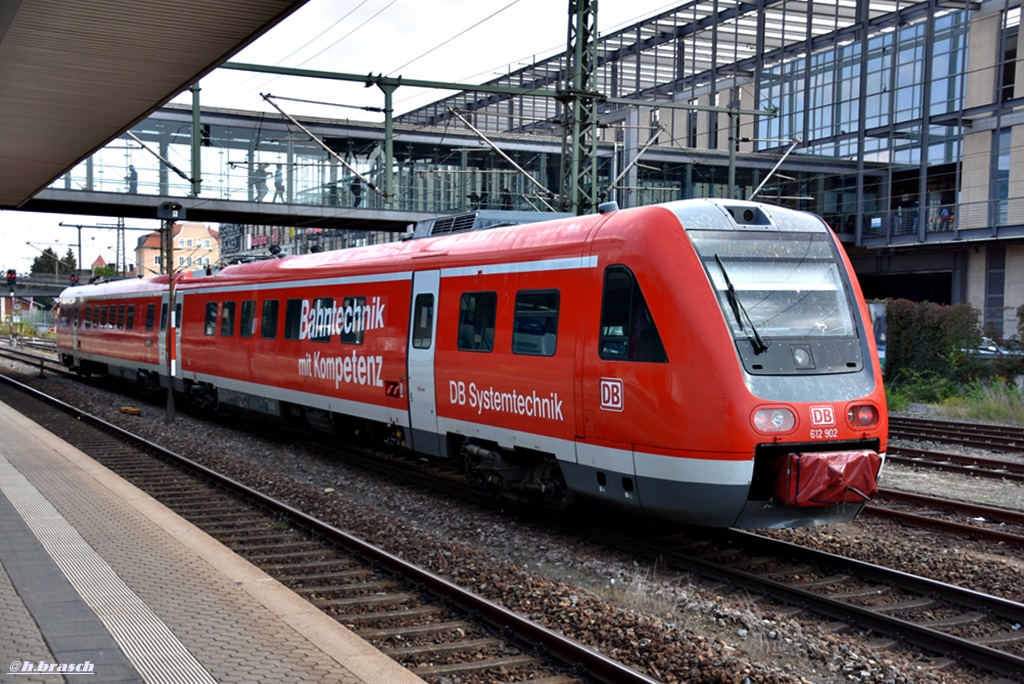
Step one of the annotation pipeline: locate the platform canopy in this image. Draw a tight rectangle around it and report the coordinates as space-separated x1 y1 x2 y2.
0 0 309 209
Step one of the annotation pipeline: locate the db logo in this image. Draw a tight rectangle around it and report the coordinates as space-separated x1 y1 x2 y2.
600 378 624 412
810 405 835 426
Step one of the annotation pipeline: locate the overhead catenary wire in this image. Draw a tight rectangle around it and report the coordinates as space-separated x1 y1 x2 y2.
261 93 384 198
447 107 557 210
386 0 524 76
124 132 193 184
604 125 666 199
264 94 384 114
220 0 392 102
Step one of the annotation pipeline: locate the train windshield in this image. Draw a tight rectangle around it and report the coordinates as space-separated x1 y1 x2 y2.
691 231 856 341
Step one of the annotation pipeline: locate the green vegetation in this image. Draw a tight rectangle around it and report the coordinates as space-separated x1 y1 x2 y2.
6 320 54 339
883 299 1024 424
887 378 1024 424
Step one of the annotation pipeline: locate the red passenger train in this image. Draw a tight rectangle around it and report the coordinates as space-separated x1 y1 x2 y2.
57 199 887 528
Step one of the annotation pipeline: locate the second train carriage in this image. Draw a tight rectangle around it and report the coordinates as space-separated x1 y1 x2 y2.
57 199 888 528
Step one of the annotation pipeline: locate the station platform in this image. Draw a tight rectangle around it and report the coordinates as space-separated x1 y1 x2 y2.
0 399 425 684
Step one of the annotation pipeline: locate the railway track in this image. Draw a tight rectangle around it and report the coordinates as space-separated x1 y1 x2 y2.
886 444 1024 482
0 373 656 684
867 489 1024 546
890 415 1024 452
606 526 1024 680
0 342 65 377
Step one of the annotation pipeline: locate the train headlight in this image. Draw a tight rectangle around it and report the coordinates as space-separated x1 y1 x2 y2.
847 404 880 428
753 407 796 433
791 344 815 369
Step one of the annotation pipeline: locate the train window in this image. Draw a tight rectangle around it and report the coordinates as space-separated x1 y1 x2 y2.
599 267 668 363
205 302 218 336
513 290 559 357
691 231 857 341
100 306 109 328
411 294 434 349
310 298 332 342
261 300 279 339
175 303 181 329
340 296 365 345
145 303 155 331
160 303 168 331
92 306 100 328
117 305 126 330
126 305 135 330
240 300 256 338
457 292 497 352
221 301 236 337
284 299 303 340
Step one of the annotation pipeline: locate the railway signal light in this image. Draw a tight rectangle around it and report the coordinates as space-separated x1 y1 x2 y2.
5 269 15 291
70 272 79 285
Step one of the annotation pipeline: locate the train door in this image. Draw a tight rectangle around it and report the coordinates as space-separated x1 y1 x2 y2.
70 299 79 354
406 270 442 457
157 292 182 387
158 294 169 372
575 262 647 514
173 291 184 386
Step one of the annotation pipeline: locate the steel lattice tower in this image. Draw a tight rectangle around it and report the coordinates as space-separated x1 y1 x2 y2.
558 0 600 215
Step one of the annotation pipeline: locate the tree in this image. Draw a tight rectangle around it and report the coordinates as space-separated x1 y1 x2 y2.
61 248 77 275
29 248 77 276
30 248 60 275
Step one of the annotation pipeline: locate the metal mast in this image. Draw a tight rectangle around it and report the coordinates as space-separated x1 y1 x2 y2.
558 0 601 215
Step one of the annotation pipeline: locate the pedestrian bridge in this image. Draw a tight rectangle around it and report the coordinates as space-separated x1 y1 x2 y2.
16 104 611 234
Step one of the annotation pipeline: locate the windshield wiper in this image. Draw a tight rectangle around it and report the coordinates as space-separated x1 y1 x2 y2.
714 254 770 355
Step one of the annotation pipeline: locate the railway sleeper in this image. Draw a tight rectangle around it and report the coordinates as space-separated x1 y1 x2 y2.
410 654 540 677
358 619 474 639
383 636 503 657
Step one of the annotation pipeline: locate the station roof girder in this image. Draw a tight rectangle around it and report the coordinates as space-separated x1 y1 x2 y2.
0 0 309 209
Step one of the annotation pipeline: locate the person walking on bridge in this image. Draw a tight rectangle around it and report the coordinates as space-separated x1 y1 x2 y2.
125 165 138 194
254 163 270 202
273 164 285 203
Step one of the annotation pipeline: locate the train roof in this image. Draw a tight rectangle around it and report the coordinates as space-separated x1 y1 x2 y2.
182 208 623 289
58 273 179 301
58 200 830 301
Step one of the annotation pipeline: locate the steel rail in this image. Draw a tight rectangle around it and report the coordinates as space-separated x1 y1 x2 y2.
0 347 67 378
887 445 1024 481
588 527 1024 679
867 489 1024 545
890 416 1024 451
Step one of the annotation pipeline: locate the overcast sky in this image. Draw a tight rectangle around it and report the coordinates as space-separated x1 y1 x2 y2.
0 0 676 275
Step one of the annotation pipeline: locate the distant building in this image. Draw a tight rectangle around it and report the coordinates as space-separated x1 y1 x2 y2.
135 222 220 276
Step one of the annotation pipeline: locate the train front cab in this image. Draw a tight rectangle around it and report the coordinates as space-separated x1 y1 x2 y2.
563 200 886 528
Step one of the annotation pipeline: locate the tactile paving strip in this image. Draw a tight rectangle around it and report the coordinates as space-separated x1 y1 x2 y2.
0 456 217 684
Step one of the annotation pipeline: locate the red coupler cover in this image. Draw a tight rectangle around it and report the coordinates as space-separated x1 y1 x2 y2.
773 450 881 507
